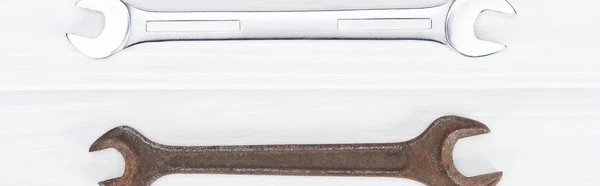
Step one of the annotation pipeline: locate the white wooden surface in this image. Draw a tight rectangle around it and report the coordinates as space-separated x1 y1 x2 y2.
1 0 600 185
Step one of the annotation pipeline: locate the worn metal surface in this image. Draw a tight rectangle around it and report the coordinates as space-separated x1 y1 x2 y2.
90 115 501 186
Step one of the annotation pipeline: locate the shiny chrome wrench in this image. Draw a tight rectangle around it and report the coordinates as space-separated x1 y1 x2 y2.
67 0 516 59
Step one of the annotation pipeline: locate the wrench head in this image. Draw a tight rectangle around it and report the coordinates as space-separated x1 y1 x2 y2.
67 0 130 59
90 126 160 186
414 116 502 185
446 0 517 57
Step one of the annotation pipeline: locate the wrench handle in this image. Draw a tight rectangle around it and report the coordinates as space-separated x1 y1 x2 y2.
162 143 412 177
125 4 451 46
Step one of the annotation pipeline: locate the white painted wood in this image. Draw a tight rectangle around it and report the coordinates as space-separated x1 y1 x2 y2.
0 0 599 185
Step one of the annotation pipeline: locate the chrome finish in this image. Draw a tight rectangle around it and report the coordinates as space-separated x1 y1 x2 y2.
67 0 516 58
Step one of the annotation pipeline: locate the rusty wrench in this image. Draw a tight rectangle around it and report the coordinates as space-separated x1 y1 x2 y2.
90 116 501 186
67 0 516 58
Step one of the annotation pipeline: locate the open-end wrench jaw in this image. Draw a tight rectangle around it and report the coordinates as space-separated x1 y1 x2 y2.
66 0 130 59
446 0 517 57
410 116 503 185
90 126 164 186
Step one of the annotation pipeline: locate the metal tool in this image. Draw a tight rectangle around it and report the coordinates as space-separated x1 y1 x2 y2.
67 0 516 58
90 116 501 186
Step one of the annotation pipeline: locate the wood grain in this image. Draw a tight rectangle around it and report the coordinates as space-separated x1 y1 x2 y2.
0 0 599 185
